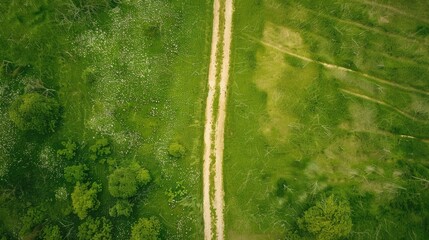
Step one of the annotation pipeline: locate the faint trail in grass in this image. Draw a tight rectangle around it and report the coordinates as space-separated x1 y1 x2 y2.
359 0 429 25
340 89 428 124
290 2 429 46
340 127 429 143
246 35 429 97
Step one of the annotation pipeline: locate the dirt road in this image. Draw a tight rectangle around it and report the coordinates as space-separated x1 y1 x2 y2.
203 0 234 239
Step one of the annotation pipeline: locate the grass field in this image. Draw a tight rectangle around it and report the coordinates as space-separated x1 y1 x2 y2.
225 0 429 239
0 0 212 239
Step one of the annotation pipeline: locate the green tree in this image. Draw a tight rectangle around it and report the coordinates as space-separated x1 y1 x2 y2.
77 217 112 240
130 217 161 240
9 93 60 134
64 164 88 183
71 182 101 219
42 225 61 240
136 168 151 186
168 142 185 158
19 207 46 237
109 199 133 217
298 195 352 240
108 168 138 198
57 140 77 160
89 138 111 161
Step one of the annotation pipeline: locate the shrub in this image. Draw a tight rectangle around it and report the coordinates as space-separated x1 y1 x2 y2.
108 168 138 198
109 199 133 217
168 142 185 158
64 164 88 183
57 140 77 160
130 217 161 240
9 93 61 134
41 225 61 240
298 195 352 240
89 138 111 161
71 182 101 219
77 217 112 240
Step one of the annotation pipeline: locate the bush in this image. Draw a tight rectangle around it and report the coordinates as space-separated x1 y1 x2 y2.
57 140 77 160
109 199 133 217
41 225 61 240
77 217 112 240
9 93 60 134
108 168 138 198
64 164 88 183
108 164 151 198
130 217 161 240
168 142 185 158
71 182 101 219
136 168 151 186
89 138 111 161
298 195 352 240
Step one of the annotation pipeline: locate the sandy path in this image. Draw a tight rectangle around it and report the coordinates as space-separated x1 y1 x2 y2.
203 0 234 239
203 0 220 238
214 0 234 239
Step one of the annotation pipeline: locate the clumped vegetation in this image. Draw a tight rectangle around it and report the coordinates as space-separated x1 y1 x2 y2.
71 182 102 219
168 142 186 158
298 195 352 240
0 0 210 238
9 93 60 134
77 217 112 240
130 217 161 240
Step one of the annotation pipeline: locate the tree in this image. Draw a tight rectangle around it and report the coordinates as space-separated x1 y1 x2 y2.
42 225 62 240
77 217 112 240
89 138 111 161
136 168 151 186
57 140 77 160
108 168 138 198
130 217 161 240
9 93 60 134
71 182 101 219
168 142 185 158
298 195 352 240
109 199 133 217
108 164 151 198
19 207 46 237
64 164 88 183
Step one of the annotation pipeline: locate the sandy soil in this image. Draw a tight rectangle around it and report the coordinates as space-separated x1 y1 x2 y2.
203 0 234 239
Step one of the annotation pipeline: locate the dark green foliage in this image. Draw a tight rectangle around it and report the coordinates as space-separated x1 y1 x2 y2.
77 217 112 240
108 163 151 198
130 217 161 240
89 138 111 161
9 93 61 134
57 140 77 160
298 195 352 240
109 199 133 217
168 142 185 158
108 168 138 198
64 164 88 183
41 225 61 240
71 182 101 219
19 207 46 237
275 178 287 197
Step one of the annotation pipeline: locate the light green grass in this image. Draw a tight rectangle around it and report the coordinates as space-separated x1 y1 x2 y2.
225 0 429 239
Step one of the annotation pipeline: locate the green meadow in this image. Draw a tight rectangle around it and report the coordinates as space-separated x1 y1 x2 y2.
0 0 211 239
225 0 429 239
